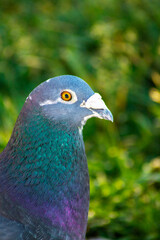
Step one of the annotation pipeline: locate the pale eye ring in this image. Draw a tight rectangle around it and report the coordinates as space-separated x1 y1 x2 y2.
61 91 72 101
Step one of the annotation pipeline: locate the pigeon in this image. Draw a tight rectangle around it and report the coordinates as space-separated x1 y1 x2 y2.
0 75 113 240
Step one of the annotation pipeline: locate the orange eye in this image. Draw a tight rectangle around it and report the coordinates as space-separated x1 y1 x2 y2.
61 91 72 101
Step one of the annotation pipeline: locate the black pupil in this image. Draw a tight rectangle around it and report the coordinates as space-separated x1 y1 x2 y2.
65 94 69 98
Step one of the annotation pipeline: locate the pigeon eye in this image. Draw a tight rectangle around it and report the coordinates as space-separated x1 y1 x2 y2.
61 91 72 101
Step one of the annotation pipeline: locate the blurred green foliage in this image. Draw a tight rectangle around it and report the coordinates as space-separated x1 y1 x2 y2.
0 0 160 239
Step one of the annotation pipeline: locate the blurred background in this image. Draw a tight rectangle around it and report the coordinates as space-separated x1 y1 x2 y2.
0 0 160 239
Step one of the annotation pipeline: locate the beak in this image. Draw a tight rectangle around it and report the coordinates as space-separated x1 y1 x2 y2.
80 93 113 122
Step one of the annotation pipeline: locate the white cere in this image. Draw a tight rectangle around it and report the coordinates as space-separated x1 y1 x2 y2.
80 93 108 110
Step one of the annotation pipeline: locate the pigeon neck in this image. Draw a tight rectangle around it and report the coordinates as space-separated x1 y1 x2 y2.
3 108 89 240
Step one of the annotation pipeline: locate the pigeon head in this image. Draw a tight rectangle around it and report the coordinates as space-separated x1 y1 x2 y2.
25 75 113 129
